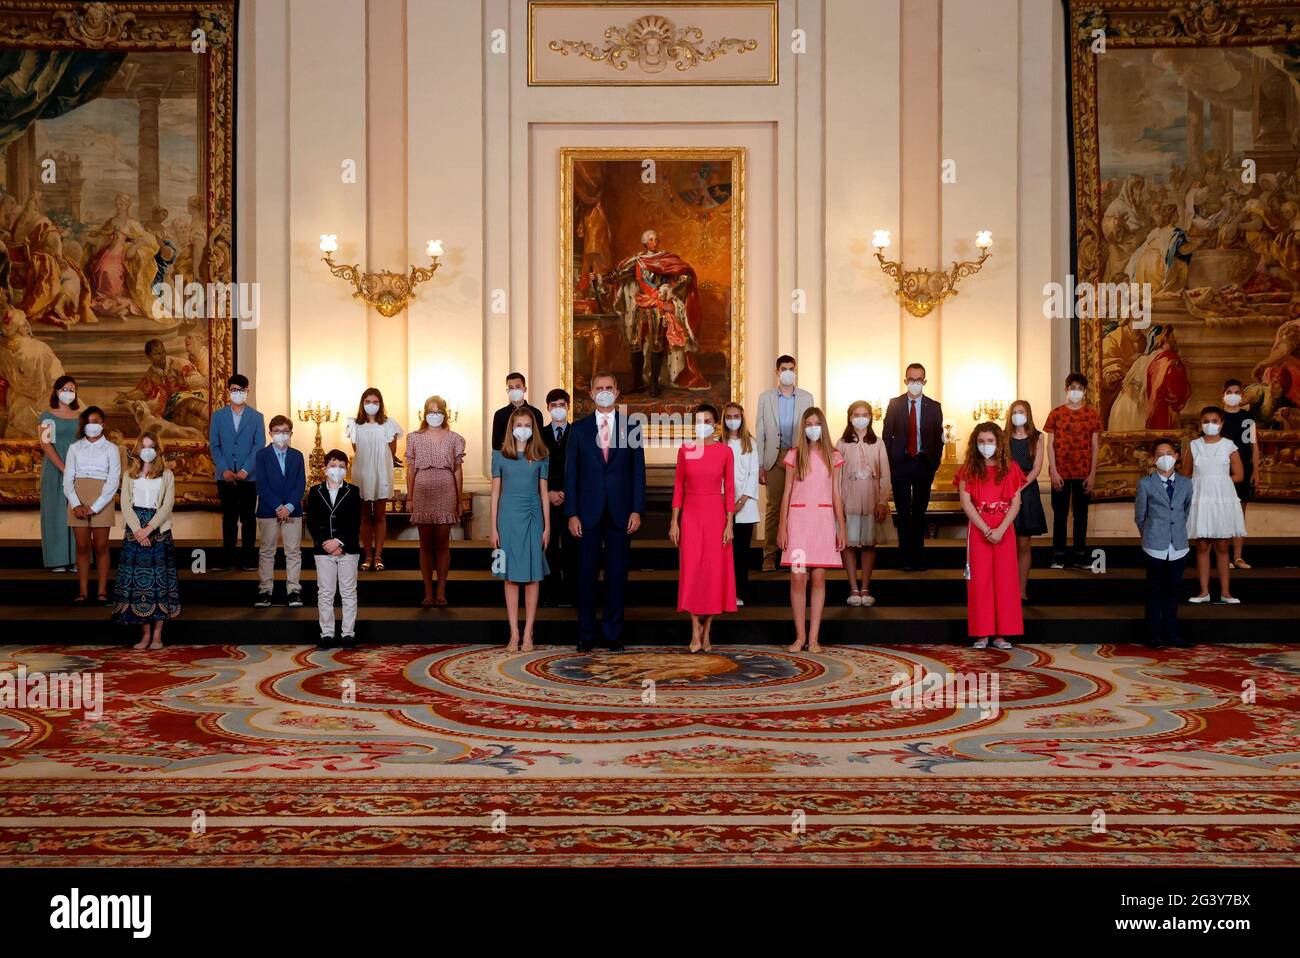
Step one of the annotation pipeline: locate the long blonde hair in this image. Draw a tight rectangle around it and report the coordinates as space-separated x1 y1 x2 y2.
129 431 164 479
793 406 835 481
419 395 449 431
722 401 752 454
500 408 549 462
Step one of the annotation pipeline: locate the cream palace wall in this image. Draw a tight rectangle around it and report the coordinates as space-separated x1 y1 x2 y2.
4 0 1295 539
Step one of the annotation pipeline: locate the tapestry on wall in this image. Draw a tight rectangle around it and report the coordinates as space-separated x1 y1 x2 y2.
0 0 237 505
1067 0 1300 499
560 147 744 429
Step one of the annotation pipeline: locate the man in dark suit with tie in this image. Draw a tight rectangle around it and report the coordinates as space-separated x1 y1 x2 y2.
882 363 944 571
541 387 577 606
565 372 646 652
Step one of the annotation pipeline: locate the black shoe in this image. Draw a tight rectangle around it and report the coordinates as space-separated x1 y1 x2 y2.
287 591 303 608
576 641 595 653
1147 637 1164 649
1168 635 1190 648
605 641 625 652
254 592 273 608
339 634 357 648
317 634 336 649
1049 558 1066 570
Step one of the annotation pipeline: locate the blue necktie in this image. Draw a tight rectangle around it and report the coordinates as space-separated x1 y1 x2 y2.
1165 479 1174 503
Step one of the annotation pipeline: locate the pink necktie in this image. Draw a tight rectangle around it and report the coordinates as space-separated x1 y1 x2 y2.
599 417 610 462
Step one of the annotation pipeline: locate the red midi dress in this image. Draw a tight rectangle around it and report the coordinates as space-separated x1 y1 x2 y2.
960 462 1025 638
673 441 737 615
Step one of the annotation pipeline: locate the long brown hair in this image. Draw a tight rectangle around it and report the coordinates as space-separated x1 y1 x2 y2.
959 422 1011 483
793 406 835 481
418 395 450 431
839 400 878 444
722 401 752 454
128 431 165 479
1005 398 1039 459
355 387 387 425
500 407 549 462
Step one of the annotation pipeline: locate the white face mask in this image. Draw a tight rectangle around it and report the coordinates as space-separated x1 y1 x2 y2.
550 406 568 423
1224 393 1242 407
694 422 714 440
906 381 924 397
1202 421 1221 436
804 424 822 442
851 416 871 430
83 422 103 438
138 446 158 463
229 390 247 405
778 369 796 387
426 412 444 428
1011 412 1027 427
363 402 380 417
272 432 291 446
326 466 346 483
978 442 998 459
724 418 742 432
1066 388 1085 404
1156 454 1176 473
594 389 616 409
513 426 533 442
507 388 524 404
58 390 76 406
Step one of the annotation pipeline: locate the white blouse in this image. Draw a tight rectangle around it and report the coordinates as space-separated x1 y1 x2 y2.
62 437 121 513
728 438 761 523
132 475 163 509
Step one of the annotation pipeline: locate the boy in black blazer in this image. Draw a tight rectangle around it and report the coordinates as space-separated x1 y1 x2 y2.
541 388 577 606
305 449 362 648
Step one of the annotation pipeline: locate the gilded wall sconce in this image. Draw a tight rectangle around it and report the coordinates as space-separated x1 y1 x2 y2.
319 235 443 317
872 229 993 318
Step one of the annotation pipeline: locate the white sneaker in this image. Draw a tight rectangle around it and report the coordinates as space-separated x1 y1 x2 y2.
1189 594 1212 604
861 592 876 607
1217 596 1242 605
847 592 863 607
736 598 745 607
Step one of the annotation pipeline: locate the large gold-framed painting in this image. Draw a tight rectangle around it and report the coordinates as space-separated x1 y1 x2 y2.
1068 0 1300 499
560 147 744 428
0 0 236 505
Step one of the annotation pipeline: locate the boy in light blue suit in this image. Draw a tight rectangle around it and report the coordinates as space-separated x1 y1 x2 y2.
1134 437 1194 649
209 374 265 570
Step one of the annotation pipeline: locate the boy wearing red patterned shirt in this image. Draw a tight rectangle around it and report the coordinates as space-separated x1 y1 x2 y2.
1044 373 1102 570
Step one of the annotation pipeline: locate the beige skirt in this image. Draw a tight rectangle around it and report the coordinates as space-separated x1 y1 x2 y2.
68 477 115 528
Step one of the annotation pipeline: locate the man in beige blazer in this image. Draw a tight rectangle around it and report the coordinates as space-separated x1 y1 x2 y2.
753 354 814 570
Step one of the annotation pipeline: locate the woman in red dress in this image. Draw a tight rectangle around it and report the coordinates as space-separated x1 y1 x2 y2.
957 423 1024 650
669 403 736 652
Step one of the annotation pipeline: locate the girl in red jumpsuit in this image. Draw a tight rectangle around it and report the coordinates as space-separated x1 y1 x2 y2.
957 423 1024 650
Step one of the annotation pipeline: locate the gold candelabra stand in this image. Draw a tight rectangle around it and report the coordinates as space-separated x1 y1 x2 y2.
972 399 1008 424
297 401 339 486
871 230 993 318
319 236 443 318
870 399 884 422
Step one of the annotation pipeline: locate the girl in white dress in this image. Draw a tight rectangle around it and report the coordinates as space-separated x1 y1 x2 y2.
346 387 403 571
722 402 759 606
1181 405 1245 604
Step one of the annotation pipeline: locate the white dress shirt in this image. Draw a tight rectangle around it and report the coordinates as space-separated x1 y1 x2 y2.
596 410 615 450
62 437 121 513
728 438 761 523
132 475 163 509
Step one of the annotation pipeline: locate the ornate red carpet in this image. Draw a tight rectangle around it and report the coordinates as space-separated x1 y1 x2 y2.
2 642 1298 865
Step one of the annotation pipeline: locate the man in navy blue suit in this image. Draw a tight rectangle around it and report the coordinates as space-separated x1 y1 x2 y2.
565 372 646 652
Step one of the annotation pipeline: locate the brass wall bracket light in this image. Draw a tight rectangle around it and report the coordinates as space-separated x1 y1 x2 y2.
319 235 443 317
871 229 993 318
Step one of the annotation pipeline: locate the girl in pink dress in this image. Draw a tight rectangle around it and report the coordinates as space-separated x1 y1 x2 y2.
669 404 736 652
406 395 465 607
777 407 846 653
957 423 1024 650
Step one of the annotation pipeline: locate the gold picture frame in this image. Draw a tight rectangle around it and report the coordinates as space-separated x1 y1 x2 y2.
560 146 745 436
1066 0 1300 500
0 0 236 506
529 1 778 87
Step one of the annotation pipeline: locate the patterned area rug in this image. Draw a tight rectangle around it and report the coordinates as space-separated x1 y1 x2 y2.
2 643 1298 865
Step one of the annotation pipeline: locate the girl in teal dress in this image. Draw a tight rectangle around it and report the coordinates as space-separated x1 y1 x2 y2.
38 376 82 570
491 408 551 652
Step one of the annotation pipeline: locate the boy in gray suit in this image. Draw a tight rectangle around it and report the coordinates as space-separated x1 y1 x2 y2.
1134 438 1193 648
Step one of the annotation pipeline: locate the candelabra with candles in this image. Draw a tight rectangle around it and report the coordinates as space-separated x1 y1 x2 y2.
972 399 1008 424
870 399 884 422
871 229 993 317
297 400 339 486
319 235 443 317
415 402 458 426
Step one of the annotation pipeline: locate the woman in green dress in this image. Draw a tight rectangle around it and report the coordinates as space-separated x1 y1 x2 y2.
491 407 551 652
38 375 81 571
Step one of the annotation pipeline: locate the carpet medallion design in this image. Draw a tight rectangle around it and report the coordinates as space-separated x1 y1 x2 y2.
1 642 1298 865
